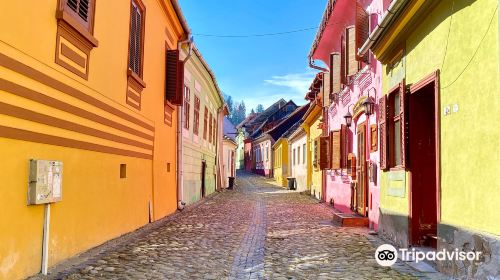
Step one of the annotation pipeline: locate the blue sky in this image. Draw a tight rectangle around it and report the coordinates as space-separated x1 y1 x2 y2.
178 0 326 112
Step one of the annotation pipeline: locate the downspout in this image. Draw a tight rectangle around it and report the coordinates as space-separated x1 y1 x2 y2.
176 36 193 211
358 0 410 56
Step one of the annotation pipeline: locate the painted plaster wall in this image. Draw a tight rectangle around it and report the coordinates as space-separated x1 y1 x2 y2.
181 55 222 205
253 139 272 176
0 0 185 278
273 139 289 187
235 131 245 169
221 141 237 188
309 114 323 199
290 133 308 192
380 0 500 237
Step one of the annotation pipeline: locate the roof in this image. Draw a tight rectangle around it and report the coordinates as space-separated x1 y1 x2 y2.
223 117 237 141
171 0 191 36
249 100 298 139
236 113 257 129
266 103 311 141
247 99 287 126
309 0 337 59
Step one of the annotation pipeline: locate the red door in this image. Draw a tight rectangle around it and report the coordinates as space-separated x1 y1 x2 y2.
409 83 438 247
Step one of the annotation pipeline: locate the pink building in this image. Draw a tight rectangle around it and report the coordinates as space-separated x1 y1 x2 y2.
309 0 384 230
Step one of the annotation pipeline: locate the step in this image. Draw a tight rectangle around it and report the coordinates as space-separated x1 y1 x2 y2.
332 212 369 227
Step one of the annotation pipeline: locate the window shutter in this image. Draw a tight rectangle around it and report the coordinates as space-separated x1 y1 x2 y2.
346 26 358 77
330 52 341 94
355 3 369 63
319 135 331 170
340 35 347 85
379 95 388 170
165 50 183 105
322 72 331 108
330 130 341 169
340 124 348 168
399 81 408 168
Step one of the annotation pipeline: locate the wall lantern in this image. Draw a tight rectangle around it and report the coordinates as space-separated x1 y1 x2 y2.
363 88 376 116
343 104 354 127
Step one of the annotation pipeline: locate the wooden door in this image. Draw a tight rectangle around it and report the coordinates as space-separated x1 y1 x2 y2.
409 83 437 247
356 122 368 216
201 161 206 198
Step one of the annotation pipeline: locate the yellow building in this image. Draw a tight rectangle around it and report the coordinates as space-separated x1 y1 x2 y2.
302 101 323 199
0 0 188 279
272 138 289 187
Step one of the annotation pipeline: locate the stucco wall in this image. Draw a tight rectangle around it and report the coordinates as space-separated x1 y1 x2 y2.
0 0 185 278
380 0 500 237
290 134 308 192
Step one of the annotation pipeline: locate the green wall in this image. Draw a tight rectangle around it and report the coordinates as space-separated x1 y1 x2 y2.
381 0 500 235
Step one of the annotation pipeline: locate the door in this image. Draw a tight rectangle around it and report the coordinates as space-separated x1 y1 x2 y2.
201 161 206 198
409 82 438 247
356 122 368 216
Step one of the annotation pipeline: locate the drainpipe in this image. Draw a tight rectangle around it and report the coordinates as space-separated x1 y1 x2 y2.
358 0 410 56
308 57 328 72
215 107 222 191
176 36 193 211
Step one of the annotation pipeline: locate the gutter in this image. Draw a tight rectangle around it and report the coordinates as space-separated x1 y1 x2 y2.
309 57 328 72
171 0 191 37
358 0 410 56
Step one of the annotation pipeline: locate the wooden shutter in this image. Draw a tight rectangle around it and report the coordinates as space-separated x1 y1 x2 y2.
165 50 184 105
356 2 369 62
330 53 341 94
379 95 388 170
322 72 331 108
340 124 348 168
340 35 346 85
330 130 341 170
346 26 358 77
399 81 408 168
66 0 93 29
319 135 331 170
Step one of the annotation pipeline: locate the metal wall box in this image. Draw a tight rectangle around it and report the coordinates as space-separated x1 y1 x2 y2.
28 159 63 205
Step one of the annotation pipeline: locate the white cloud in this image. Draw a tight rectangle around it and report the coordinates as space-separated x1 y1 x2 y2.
264 71 317 94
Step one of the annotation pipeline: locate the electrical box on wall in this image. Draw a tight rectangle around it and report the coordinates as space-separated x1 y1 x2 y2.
28 159 63 205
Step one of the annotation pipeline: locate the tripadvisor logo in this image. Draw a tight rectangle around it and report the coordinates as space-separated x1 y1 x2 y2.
375 244 483 267
375 244 398 267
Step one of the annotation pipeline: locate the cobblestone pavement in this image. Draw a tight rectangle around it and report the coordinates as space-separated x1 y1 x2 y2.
33 171 445 280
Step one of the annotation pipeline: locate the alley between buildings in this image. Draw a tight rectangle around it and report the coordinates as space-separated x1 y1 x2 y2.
31 172 443 280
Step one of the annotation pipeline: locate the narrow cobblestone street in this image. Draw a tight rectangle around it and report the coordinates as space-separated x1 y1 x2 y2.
37 172 440 280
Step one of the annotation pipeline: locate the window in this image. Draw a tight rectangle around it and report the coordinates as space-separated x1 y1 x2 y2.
293 148 296 165
213 117 217 144
313 138 319 168
303 143 306 164
183 86 190 130
128 0 145 77
58 0 96 32
266 146 269 161
193 96 200 135
297 146 301 165
55 0 98 80
208 112 213 143
380 81 406 170
391 92 402 166
203 107 208 140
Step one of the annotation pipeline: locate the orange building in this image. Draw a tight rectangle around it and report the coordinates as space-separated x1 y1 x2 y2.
0 0 189 279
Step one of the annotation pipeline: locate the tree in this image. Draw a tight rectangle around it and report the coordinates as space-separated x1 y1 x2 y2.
223 93 234 115
256 104 264 113
251 108 255 114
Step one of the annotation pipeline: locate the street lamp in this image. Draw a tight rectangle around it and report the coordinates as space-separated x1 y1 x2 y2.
343 104 354 127
363 87 376 116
